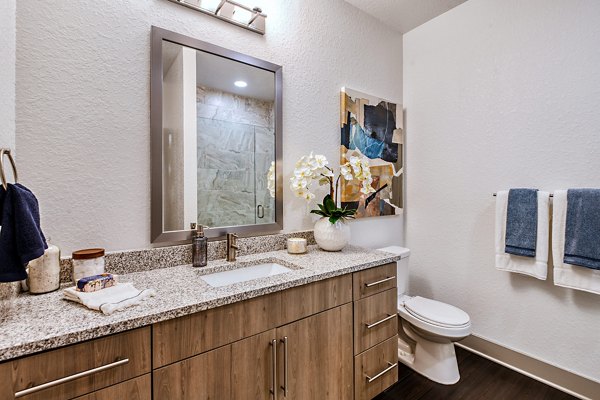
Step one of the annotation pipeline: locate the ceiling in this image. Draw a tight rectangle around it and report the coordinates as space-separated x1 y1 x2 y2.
162 41 275 101
343 0 468 34
195 50 274 101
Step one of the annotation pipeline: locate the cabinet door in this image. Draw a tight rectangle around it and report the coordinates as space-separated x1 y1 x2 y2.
276 303 353 400
231 329 277 400
153 345 231 400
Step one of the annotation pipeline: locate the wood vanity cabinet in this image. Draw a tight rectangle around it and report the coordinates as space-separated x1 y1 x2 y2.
152 274 354 400
153 264 397 400
0 262 398 400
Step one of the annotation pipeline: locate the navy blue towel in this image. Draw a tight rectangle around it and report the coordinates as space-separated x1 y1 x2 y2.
505 188 538 257
0 183 47 282
564 189 600 270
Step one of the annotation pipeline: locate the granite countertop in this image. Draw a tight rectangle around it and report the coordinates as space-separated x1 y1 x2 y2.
0 245 399 362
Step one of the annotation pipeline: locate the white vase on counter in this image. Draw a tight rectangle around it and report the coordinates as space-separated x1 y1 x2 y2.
313 217 351 251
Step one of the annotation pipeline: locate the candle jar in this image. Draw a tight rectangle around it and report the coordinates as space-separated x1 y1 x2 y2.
287 238 307 254
72 248 105 284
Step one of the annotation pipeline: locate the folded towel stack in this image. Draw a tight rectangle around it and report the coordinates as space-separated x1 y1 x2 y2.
552 189 600 295
495 190 550 280
64 282 156 315
0 183 47 282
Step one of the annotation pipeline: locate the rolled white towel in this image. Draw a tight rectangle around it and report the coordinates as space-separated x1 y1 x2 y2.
64 282 156 315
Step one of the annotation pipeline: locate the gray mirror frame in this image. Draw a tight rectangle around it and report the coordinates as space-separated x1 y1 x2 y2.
151 26 283 244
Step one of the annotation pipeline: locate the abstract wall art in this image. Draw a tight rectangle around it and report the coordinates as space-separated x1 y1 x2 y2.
340 87 403 218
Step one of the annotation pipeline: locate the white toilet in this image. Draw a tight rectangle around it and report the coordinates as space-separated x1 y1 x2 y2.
378 246 471 385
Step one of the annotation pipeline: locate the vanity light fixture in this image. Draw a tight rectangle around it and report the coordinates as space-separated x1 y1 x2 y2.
169 0 267 35
234 80 248 88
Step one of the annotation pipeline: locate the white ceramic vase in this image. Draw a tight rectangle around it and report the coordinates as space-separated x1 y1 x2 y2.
314 217 351 251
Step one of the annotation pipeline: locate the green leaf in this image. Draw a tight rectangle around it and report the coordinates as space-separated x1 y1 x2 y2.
323 194 336 214
329 215 340 224
310 210 327 217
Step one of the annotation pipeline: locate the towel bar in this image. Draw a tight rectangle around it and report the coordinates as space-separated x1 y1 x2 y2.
0 148 18 190
493 192 553 197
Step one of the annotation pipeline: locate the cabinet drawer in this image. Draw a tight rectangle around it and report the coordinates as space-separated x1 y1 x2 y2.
153 275 352 367
354 335 399 400
1 327 151 400
153 291 280 367
279 274 352 323
353 263 397 300
73 374 151 400
354 288 397 354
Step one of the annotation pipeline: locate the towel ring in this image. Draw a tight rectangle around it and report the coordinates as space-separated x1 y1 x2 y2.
0 148 18 190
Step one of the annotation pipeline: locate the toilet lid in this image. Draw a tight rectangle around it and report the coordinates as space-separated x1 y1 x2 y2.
403 296 470 328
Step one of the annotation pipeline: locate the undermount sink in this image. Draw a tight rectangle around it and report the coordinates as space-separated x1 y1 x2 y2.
200 262 293 287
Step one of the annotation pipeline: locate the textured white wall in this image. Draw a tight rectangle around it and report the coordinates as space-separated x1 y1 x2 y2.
404 0 600 381
16 0 403 253
0 0 16 152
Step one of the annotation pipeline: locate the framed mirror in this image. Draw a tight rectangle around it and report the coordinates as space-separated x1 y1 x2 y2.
151 26 283 244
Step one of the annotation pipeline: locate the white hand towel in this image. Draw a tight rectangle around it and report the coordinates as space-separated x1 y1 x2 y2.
552 190 600 294
495 190 550 279
64 282 156 315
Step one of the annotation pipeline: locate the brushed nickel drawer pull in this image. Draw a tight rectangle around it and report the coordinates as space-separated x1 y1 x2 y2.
280 336 288 396
270 339 277 400
366 314 396 329
366 362 398 383
14 358 129 398
364 276 396 288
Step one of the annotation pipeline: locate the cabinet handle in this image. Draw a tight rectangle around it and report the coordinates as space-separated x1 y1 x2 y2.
14 358 129 398
365 314 396 329
364 276 396 288
270 339 277 400
366 362 398 383
280 336 288 397
257 204 265 219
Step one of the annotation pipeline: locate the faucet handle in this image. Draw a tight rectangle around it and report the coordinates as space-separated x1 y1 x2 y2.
227 233 239 248
226 232 239 261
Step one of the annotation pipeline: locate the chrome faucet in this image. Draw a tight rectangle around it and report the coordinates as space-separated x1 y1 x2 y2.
226 233 239 262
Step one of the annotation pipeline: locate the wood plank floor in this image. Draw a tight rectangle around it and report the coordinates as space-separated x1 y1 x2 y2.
374 346 577 400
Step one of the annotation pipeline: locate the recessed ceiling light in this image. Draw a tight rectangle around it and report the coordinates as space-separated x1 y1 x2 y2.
234 80 248 88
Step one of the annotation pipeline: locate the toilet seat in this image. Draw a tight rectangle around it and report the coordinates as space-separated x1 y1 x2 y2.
404 296 470 328
398 296 471 338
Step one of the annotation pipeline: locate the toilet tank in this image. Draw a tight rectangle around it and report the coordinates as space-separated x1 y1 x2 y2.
377 246 410 296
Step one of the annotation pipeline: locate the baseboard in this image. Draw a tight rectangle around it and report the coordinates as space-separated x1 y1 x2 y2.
456 335 600 400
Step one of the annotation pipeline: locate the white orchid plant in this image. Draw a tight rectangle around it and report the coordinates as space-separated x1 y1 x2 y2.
267 161 275 198
290 152 375 224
